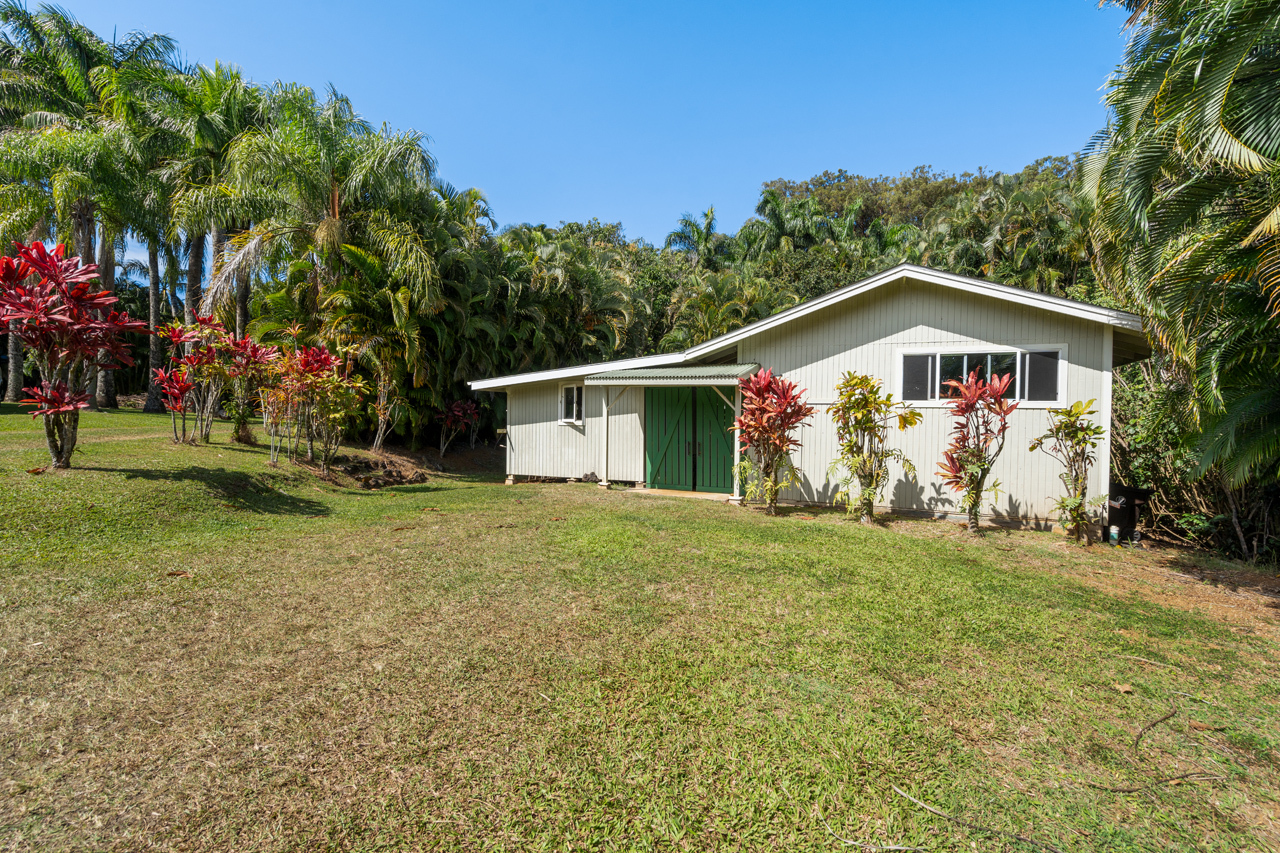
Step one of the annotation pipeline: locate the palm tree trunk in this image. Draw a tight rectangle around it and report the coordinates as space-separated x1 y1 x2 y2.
95 223 118 409
4 319 22 402
167 259 182 319
144 242 166 413
185 231 206 325
78 206 99 411
235 267 250 338
210 224 226 312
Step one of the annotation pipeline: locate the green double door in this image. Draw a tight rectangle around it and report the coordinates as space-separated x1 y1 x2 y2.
644 386 735 493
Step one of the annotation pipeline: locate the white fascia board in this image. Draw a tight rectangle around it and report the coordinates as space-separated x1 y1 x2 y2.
468 351 687 391
683 264 1143 358
470 264 1145 392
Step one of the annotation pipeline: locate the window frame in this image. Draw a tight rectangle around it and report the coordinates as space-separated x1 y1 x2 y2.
895 344 1068 408
558 382 585 425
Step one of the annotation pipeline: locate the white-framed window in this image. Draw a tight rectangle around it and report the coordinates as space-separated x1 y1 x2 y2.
559 383 584 424
899 346 1065 406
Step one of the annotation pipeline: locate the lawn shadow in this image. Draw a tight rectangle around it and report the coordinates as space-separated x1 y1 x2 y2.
389 482 458 496
79 465 332 516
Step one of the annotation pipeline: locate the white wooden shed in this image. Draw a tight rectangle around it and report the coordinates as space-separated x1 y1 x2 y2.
469 264 1150 526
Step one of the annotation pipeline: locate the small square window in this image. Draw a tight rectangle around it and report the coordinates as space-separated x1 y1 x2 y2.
560 384 584 423
902 355 934 401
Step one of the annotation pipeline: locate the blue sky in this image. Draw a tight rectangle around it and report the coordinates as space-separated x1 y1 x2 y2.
75 0 1131 244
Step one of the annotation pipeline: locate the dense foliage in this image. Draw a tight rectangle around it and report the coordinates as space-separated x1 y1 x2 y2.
1085 0 1280 559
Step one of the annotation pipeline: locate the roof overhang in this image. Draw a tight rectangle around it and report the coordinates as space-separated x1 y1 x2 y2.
468 264 1151 391
1113 327 1152 366
469 352 686 391
680 264 1146 360
583 363 759 386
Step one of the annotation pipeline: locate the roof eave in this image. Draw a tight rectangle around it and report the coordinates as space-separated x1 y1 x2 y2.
468 264 1148 391
683 264 1144 358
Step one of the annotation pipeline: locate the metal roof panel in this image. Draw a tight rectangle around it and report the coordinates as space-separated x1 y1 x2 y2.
583 363 760 385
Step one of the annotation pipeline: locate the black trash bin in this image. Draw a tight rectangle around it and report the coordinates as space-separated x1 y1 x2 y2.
1107 483 1153 543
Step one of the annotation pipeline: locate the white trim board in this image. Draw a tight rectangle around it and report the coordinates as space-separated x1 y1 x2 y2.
469 264 1147 391
470 352 684 391
684 264 1143 360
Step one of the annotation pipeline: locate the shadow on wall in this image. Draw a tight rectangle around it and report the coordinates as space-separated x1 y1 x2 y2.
892 478 955 514
990 494 1053 531
794 465 838 505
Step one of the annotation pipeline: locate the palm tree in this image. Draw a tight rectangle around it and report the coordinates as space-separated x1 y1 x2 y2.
1088 0 1280 484
187 84 437 322
321 246 428 450
0 3 177 406
665 207 725 271
660 271 749 351
133 62 264 327
738 188 831 259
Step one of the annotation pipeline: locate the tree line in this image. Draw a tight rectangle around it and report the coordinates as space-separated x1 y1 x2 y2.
0 0 1275 561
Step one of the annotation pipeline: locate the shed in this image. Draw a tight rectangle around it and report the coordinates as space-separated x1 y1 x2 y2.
469 264 1150 526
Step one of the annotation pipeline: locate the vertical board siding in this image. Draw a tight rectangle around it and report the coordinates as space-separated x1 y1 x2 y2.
507 383 644 482
737 279 1109 523
501 276 1114 524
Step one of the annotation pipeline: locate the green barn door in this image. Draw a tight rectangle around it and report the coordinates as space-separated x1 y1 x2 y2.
695 386 736 494
645 387 694 490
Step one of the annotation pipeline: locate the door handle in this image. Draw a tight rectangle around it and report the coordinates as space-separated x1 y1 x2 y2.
686 441 691 456
697 442 702 456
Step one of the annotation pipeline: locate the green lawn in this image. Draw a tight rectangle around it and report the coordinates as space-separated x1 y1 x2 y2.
1 405 1278 852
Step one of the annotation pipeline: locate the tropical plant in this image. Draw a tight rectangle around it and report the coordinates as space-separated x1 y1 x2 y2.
437 399 479 458
664 207 725 271
253 337 364 471
0 3 179 409
1088 0 1280 487
1030 399 1106 544
827 372 922 523
738 189 830 259
734 368 815 515
154 366 194 442
938 370 1019 533
0 241 146 467
189 84 437 320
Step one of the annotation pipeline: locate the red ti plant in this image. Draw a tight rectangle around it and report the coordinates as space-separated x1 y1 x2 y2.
735 368 815 514
225 336 279 443
938 369 1019 533
437 399 479 458
0 241 147 467
154 367 196 442
257 340 365 472
154 318 279 445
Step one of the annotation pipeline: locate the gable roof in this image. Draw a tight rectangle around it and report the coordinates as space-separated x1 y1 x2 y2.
469 264 1148 391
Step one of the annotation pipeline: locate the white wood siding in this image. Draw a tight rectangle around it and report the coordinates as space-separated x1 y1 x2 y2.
506 383 645 482
736 279 1111 525
501 275 1116 527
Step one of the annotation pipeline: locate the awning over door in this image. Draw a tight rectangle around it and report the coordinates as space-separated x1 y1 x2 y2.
583 363 759 386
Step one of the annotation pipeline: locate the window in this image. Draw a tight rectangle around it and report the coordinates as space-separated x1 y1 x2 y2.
900 348 1062 404
560 384 584 424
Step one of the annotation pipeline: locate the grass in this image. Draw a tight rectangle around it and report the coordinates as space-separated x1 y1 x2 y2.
1 403 1278 851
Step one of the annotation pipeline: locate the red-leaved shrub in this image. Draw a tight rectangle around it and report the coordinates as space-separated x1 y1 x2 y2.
938 369 1019 533
0 242 147 467
735 368 815 514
